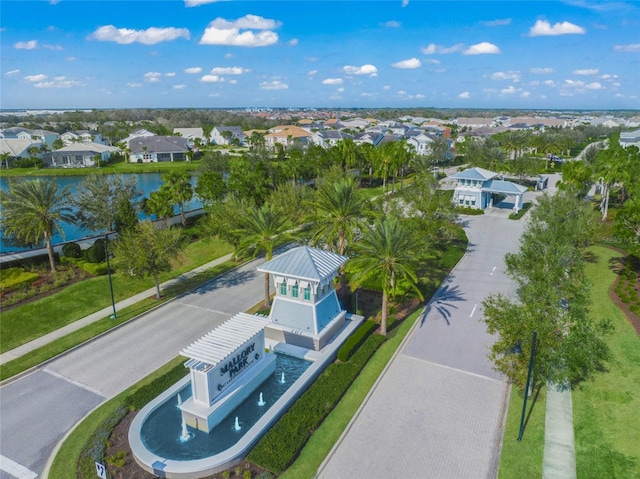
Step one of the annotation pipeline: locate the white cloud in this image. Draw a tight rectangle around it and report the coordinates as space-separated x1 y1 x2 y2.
260 80 288 90
66 56 76 62
531 67 554 74
322 78 343 85
24 74 47 82
544 80 556 86
90 25 190 45
127 82 142 88
402 0 409 6
464 42 501 55
613 43 640 52
481 18 512 27
491 71 521 81
459 91 470 99
200 15 280 47
501 86 517 94
421 43 464 54
520 91 530 98
308 70 318 76
15 40 37 50
392 57 421 69
5 69 20 76
383 85 391 90
165 72 176 77
343 64 378 76
362 92 375 97
43 44 63 50
33 76 82 88
174 84 187 89
336 87 345 93
424 58 441 65
288 38 299 46
383 20 401 28
201 74 224 82
573 68 599 75
225 53 234 59
397 90 407 95
144 72 162 82
185 0 221 6
210 66 249 75
529 20 585 36
586 82 604 90
184 67 202 74
564 79 585 87
414 93 426 99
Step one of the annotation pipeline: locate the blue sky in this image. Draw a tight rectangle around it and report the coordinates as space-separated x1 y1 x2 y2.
1 0 639 110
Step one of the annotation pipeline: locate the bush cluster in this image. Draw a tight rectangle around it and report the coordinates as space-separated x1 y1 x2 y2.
62 242 82 259
248 333 386 474
78 406 128 479
60 257 107 276
337 320 377 362
455 206 484 215
0 267 40 292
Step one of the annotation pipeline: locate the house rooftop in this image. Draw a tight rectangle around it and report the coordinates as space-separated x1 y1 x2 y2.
449 167 497 181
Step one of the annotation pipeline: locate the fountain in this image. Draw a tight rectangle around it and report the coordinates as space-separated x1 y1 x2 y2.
233 417 241 432
257 392 265 406
280 372 286 384
177 393 182 408
179 417 192 443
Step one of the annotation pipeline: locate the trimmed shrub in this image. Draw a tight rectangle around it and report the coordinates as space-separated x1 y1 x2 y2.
337 320 377 362
0 267 40 292
125 362 188 411
92 238 108 263
248 333 386 474
455 206 484 216
61 242 82 258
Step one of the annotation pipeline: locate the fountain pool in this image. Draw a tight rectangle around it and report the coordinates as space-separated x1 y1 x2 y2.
139 353 310 461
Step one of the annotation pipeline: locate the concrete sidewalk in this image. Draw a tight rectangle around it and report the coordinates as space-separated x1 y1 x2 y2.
543 382 577 479
0 252 234 366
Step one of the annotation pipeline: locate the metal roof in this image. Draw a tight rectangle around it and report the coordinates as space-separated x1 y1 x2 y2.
482 179 528 195
258 246 348 282
179 312 271 369
449 167 497 181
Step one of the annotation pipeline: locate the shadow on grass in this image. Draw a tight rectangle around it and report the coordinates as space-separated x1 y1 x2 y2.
521 382 544 439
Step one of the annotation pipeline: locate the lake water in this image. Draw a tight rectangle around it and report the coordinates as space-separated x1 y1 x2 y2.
0 173 203 254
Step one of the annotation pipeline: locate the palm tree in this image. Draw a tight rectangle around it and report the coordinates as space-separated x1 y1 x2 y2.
0 178 73 273
234 203 290 307
162 170 193 227
349 218 424 335
143 186 174 227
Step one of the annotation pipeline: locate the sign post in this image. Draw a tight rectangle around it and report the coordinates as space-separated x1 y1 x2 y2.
95 462 107 479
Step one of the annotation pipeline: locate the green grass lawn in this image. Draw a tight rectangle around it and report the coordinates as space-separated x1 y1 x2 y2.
498 245 640 478
1 237 233 354
572 245 640 479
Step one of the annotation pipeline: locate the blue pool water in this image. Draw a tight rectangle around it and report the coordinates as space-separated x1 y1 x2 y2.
140 353 310 461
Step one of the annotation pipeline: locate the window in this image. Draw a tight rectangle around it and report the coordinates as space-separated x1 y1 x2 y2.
280 282 287 295
304 286 311 300
471 198 476 206
292 283 299 298
459 197 464 204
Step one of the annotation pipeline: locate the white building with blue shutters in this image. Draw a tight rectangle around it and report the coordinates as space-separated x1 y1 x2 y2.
450 167 528 212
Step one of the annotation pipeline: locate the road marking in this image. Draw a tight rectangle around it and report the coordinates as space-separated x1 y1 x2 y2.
470 303 477 318
490 266 497 276
43 369 107 398
0 455 38 479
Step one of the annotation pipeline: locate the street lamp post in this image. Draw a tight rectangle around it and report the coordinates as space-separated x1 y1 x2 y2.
104 233 116 319
517 330 537 441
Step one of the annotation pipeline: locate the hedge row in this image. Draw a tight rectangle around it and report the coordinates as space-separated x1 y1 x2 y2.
60 257 108 276
125 361 188 411
337 320 377 362
78 406 128 479
0 267 39 292
247 332 386 474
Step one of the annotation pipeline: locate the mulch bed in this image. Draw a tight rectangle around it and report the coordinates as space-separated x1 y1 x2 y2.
609 275 640 336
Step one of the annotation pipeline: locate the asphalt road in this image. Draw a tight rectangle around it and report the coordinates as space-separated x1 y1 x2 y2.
0 256 268 479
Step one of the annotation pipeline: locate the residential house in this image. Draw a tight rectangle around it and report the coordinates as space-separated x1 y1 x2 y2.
264 125 312 148
173 127 208 146
0 138 42 166
43 142 119 168
406 133 434 155
352 132 383 147
211 126 245 146
310 130 354 149
627 116 640 127
122 129 156 148
620 129 640 149
456 117 494 129
340 118 370 130
60 130 104 145
129 136 189 163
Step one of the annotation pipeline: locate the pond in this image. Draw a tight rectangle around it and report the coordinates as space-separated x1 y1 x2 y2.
0 173 203 254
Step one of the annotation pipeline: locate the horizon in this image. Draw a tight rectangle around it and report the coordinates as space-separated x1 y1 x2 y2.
2 0 639 111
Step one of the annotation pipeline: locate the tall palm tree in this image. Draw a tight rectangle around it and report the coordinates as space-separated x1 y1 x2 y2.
0 178 74 272
234 203 290 307
143 186 174 227
348 218 424 335
162 170 193 227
